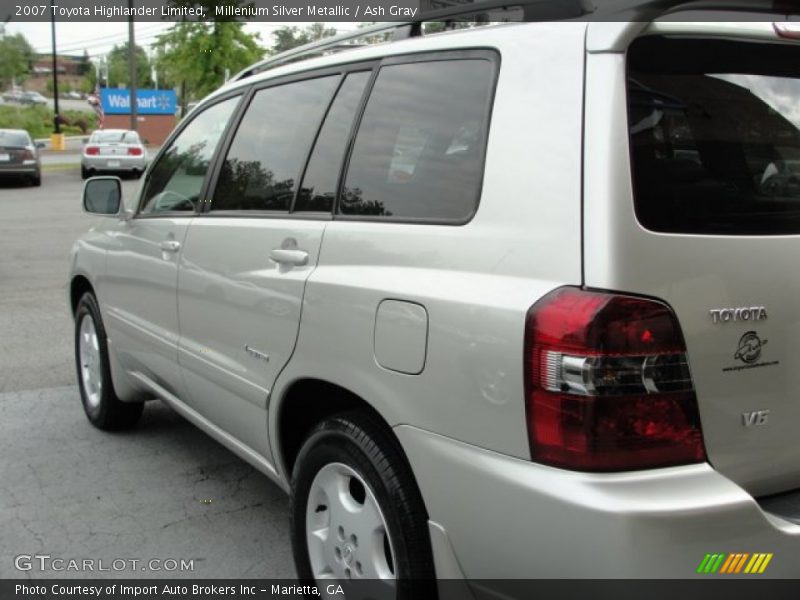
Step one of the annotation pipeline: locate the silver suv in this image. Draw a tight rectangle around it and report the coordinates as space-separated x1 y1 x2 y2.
69 8 800 592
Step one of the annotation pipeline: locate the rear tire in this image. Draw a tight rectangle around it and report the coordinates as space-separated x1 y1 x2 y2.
291 412 436 599
31 173 41 186
74 292 143 430
81 166 90 180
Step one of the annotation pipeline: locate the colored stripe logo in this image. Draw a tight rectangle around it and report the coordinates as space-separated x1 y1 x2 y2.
697 553 773 574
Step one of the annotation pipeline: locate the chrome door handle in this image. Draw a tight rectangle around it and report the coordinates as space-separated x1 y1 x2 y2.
269 248 308 266
160 240 181 253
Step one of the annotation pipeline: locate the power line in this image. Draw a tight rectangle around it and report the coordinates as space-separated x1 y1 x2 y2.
31 23 169 53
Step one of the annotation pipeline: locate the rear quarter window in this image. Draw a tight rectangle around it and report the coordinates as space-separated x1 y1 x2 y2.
340 54 496 223
627 36 800 235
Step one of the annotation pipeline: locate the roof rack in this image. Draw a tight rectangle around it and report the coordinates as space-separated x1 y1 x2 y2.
232 0 593 81
232 0 799 81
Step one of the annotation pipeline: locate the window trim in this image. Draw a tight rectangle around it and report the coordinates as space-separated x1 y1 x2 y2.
333 48 501 227
291 69 375 215
134 90 245 219
202 61 380 218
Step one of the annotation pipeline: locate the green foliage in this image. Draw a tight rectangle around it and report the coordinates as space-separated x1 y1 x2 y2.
106 42 153 89
0 105 97 138
154 21 263 105
270 23 337 54
0 33 35 89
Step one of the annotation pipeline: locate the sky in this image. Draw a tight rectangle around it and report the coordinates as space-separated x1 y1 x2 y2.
5 21 361 59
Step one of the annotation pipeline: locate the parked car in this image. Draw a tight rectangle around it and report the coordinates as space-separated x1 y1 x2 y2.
0 129 42 186
68 7 800 591
81 129 147 179
2 89 23 103
19 91 47 106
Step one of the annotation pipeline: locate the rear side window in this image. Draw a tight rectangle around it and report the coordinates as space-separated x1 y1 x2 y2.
211 75 339 212
340 57 495 222
628 36 800 235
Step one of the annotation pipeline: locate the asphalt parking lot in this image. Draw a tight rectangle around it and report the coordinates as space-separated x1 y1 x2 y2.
0 168 294 579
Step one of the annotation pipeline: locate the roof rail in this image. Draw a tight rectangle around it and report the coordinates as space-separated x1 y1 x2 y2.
591 0 800 21
232 0 798 82
232 0 593 81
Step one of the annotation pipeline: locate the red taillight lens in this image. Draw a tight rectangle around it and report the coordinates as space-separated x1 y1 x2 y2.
524 287 706 471
22 148 34 160
85 146 99 155
127 147 142 156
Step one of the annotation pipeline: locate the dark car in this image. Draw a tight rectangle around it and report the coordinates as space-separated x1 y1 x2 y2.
0 129 42 186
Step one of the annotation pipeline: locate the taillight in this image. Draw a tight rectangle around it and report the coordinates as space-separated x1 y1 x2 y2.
127 147 142 156
524 287 706 471
23 148 35 160
85 146 99 155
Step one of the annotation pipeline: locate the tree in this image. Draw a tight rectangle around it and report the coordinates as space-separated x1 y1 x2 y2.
0 33 34 89
270 23 337 54
155 21 262 108
106 42 153 88
78 50 91 76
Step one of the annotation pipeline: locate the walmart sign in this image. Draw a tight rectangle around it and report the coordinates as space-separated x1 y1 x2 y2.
100 89 177 115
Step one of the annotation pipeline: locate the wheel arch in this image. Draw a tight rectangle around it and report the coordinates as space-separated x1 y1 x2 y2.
70 272 144 403
70 274 95 316
273 377 412 489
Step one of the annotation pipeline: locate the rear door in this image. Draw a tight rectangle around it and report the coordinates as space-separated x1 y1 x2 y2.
585 29 800 495
176 70 371 457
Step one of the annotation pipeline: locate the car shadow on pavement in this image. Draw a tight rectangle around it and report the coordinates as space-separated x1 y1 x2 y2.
0 387 296 579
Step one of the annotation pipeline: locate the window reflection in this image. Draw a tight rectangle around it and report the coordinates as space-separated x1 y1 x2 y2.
140 97 238 214
341 59 493 221
211 76 338 212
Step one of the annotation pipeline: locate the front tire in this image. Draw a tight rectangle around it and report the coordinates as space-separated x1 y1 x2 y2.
74 292 143 430
291 412 436 599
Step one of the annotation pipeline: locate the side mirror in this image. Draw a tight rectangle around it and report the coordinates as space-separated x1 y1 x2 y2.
83 176 122 216
35 141 46 149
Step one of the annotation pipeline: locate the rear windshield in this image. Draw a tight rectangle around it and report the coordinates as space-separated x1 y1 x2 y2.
0 131 29 147
627 37 800 235
92 131 139 143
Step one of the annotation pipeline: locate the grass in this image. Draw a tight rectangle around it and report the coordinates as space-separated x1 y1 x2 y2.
0 105 96 139
42 163 78 173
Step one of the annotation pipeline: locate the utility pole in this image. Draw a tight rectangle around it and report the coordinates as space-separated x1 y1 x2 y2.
127 0 137 131
50 0 60 135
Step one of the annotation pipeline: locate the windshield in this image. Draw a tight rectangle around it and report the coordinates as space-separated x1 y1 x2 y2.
628 37 800 235
92 131 138 144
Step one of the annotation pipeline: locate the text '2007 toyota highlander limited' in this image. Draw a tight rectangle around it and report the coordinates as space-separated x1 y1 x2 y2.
68 3 800 595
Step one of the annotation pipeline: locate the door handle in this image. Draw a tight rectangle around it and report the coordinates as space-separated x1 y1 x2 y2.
160 240 181 253
269 248 308 266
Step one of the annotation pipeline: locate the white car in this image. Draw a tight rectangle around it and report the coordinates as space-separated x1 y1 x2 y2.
81 129 147 180
69 4 800 592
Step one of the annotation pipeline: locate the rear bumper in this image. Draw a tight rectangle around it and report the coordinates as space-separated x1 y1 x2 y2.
82 155 146 172
396 425 800 580
0 164 39 176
